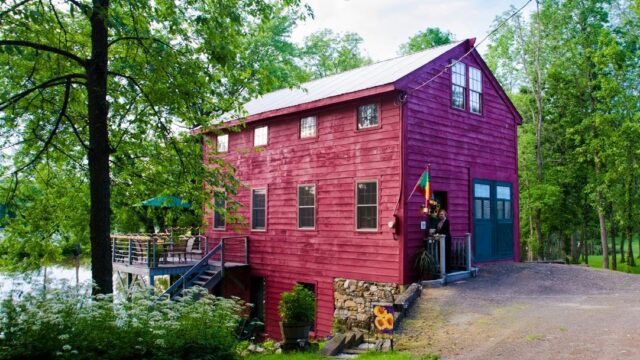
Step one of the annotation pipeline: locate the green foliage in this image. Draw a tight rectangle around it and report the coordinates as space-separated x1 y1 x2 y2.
0 286 242 360
278 284 315 324
414 248 438 280
298 29 372 79
398 27 454 55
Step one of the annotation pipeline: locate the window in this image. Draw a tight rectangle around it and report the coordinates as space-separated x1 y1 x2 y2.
356 181 378 230
251 189 266 230
254 126 268 147
300 116 317 138
451 61 466 109
496 185 511 220
298 185 315 229
474 183 491 220
469 67 482 114
357 104 378 129
216 134 228 152
213 192 226 230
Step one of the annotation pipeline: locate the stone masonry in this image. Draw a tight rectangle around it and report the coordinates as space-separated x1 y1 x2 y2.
333 278 401 333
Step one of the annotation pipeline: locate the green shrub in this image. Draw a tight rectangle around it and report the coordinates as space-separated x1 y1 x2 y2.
0 285 242 360
278 285 315 324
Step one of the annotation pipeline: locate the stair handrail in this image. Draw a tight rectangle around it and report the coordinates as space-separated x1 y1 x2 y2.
157 239 223 300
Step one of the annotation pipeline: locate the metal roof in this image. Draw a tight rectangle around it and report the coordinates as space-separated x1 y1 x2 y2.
242 40 464 118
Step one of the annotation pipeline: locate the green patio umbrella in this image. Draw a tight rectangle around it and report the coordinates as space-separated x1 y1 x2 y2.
136 196 191 209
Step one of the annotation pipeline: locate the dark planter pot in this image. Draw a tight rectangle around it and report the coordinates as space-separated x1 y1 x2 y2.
279 321 311 345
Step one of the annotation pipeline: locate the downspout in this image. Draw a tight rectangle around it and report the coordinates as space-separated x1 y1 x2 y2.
398 90 407 284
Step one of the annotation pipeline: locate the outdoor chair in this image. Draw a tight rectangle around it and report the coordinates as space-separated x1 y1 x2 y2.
169 235 191 263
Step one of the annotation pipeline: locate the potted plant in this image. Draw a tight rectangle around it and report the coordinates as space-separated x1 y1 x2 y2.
278 284 315 345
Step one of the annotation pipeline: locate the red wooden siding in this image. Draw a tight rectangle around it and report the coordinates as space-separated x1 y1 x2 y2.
204 93 403 337
396 45 520 283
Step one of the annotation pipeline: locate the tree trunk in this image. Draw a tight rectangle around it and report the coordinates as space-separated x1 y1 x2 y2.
626 226 635 267
88 0 113 295
597 209 609 269
609 207 616 271
534 209 544 260
570 232 578 264
619 228 626 263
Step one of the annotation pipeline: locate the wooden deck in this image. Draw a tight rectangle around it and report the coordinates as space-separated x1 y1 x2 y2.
113 260 249 276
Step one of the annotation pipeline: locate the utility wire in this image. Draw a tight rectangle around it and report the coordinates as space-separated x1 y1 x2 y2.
409 0 534 94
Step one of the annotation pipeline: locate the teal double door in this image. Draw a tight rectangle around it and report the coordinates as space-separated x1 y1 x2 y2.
473 180 514 261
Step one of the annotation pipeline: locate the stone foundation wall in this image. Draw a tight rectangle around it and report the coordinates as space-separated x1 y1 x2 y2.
333 278 401 332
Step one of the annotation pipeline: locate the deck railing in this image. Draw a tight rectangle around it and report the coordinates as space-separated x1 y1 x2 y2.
111 234 207 268
425 233 472 277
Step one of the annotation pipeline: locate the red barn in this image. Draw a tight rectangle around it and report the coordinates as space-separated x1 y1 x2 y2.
202 39 522 337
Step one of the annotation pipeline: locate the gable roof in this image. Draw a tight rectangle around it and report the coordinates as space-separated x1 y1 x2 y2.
242 40 465 119
198 38 522 130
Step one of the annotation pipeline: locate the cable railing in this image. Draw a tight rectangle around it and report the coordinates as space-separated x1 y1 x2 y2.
110 233 207 268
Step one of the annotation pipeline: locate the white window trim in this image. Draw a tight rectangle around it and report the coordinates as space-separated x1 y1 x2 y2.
355 180 379 231
451 61 466 110
469 66 483 115
297 184 316 230
251 188 267 232
254 126 268 147
216 134 228 153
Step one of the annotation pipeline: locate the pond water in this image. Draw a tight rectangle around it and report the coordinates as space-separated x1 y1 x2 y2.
0 265 170 298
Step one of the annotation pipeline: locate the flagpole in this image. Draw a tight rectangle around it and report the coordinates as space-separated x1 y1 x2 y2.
392 163 430 215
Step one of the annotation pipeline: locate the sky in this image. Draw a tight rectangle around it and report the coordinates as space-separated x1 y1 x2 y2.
291 0 535 61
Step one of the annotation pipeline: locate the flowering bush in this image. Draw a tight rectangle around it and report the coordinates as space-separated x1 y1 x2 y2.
0 285 242 360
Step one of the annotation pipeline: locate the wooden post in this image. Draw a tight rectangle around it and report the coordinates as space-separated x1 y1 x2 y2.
466 233 472 272
111 238 116 263
152 238 157 268
439 235 446 284
128 239 133 265
204 236 209 254
147 239 152 268
244 237 248 264
221 238 225 277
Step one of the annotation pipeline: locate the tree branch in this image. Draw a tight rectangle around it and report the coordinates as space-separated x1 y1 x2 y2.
0 40 87 67
12 79 72 175
0 73 85 111
108 36 175 50
63 0 91 17
0 0 33 19
64 114 90 151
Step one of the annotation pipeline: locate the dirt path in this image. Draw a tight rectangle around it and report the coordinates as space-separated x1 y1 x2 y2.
396 262 640 359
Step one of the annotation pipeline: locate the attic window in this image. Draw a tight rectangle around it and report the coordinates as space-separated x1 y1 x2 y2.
217 134 228 152
469 67 482 114
451 61 466 110
357 104 379 129
300 116 317 138
254 126 268 147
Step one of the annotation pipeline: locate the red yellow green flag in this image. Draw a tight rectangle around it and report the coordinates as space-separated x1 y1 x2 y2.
417 169 430 206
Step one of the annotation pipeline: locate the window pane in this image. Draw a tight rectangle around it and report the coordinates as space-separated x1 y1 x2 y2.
474 184 490 198
497 186 511 200
469 67 482 92
357 182 377 205
483 200 491 219
254 126 268 146
452 62 466 86
214 195 226 229
474 199 483 219
217 134 228 152
357 104 378 129
300 116 317 138
298 186 315 207
505 201 512 219
497 200 504 220
252 189 266 230
452 85 465 109
357 205 377 229
470 91 481 114
299 208 315 228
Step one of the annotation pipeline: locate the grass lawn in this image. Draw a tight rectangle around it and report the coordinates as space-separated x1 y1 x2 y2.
586 235 640 274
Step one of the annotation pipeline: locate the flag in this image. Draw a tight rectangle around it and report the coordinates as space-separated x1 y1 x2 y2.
417 169 430 206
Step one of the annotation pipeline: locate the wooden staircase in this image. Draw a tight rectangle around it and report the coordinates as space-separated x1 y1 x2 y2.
158 236 248 301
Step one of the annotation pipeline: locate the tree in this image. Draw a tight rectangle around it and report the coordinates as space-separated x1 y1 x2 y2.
298 28 372 79
0 0 309 294
398 27 454 55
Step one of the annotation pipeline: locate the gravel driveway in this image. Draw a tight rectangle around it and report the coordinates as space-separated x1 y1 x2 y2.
396 262 640 359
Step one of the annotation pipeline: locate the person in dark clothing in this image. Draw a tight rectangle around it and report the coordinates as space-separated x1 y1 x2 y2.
435 209 452 272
